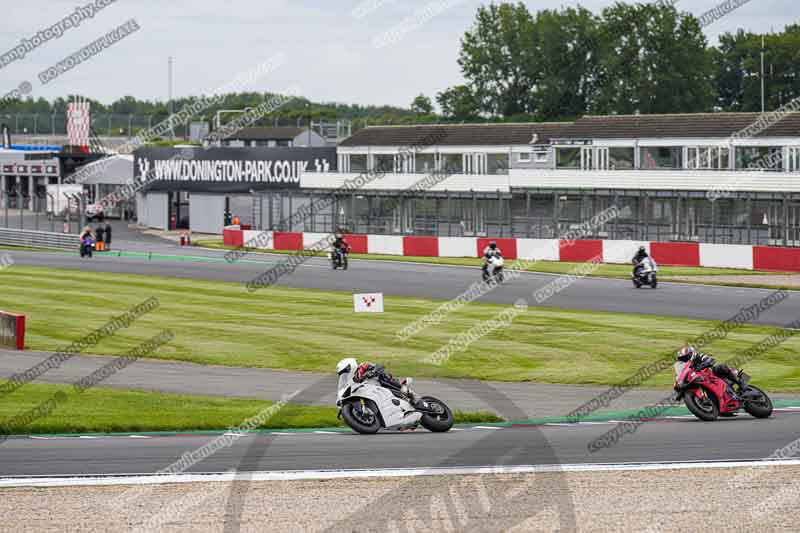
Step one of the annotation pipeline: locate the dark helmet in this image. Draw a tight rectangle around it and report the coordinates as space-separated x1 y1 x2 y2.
489 241 497 249
638 246 647 254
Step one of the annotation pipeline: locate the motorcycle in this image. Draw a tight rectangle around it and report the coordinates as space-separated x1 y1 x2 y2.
330 247 349 270
632 257 658 289
673 359 773 421
482 255 505 283
80 237 95 258
335 358 454 434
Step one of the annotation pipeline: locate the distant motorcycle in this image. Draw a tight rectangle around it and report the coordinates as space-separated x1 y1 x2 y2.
632 257 658 288
80 237 95 258
673 359 773 421
483 255 505 283
335 358 454 434
330 247 349 270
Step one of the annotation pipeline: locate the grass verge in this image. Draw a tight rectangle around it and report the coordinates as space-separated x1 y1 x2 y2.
0 383 501 435
1 265 799 391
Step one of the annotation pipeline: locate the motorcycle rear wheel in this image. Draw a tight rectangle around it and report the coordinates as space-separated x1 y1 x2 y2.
342 399 381 434
743 386 773 418
684 389 719 421
419 396 454 432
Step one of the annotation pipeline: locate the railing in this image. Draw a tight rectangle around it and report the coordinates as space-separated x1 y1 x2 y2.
0 227 78 250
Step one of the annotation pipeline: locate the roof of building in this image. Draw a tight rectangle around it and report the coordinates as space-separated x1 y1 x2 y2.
218 127 306 140
338 113 800 147
338 122 575 147
567 113 800 139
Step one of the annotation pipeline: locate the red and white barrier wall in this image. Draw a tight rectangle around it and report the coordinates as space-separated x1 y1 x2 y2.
222 227 800 272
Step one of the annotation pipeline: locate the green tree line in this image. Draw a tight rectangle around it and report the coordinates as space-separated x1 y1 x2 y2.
1 2 796 126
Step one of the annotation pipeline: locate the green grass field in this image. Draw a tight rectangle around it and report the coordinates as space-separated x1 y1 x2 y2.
1 265 798 391
195 239 780 280
0 383 501 434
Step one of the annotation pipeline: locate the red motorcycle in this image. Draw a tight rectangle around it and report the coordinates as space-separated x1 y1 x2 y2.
673 360 773 421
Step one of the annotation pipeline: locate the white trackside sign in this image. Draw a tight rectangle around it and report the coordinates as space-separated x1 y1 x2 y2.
353 293 384 313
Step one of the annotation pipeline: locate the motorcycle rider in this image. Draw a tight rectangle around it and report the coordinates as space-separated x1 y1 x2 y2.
353 362 417 402
482 240 502 277
676 345 742 400
332 232 351 265
631 246 649 277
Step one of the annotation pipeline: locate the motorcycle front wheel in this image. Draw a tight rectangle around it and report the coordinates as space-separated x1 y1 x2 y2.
743 386 773 418
342 399 381 434
418 396 454 432
684 388 719 421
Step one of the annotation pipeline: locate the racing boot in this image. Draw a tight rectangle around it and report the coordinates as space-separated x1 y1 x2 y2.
400 378 418 404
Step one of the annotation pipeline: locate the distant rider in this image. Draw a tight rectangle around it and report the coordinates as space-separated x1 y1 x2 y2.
482 240 502 277
676 345 742 400
333 233 351 257
353 362 416 402
631 246 649 277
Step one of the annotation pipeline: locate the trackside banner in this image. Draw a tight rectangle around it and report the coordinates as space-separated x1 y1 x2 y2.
133 147 337 193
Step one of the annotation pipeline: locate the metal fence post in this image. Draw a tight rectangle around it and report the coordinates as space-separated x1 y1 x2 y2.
17 184 23 229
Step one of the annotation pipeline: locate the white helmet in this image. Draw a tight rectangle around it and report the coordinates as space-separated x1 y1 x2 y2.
677 345 696 363
336 358 358 375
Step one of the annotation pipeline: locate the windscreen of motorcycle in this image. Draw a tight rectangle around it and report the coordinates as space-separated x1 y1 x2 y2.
337 372 351 397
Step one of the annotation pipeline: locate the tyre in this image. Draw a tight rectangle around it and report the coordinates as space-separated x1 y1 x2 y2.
495 269 504 283
343 256 348 270
419 396 454 432
743 385 773 418
651 275 658 289
341 399 381 434
684 388 719 421
633 279 641 288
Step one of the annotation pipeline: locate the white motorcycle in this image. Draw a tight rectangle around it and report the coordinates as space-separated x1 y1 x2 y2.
483 255 505 283
632 256 658 289
336 358 454 434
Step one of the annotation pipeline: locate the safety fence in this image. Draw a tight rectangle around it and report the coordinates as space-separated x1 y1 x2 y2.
222 227 800 272
0 227 78 250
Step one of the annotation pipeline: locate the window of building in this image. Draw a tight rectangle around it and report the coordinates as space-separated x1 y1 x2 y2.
639 147 682 169
555 147 581 169
487 154 509 174
534 150 549 163
350 154 367 173
608 147 634 170
518 152 531 163
736 146 783 171
374 154 395 172
441 154 463 174
687 147 730 169
415 153 435 173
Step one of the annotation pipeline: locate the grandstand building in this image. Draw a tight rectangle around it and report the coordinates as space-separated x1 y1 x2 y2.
134 113 800 246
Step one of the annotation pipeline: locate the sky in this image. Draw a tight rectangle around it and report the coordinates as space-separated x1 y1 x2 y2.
0 0 797 110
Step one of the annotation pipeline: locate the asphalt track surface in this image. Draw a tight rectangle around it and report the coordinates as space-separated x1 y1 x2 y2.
2 411 799 477
7 246 800 327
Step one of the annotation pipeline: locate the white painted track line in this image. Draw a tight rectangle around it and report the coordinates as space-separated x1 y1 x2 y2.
4 459 800 488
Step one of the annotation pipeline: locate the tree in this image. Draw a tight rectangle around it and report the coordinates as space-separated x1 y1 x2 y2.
410 94 433 114
532 7 601 120
458 2 539 117
436 85 480 120
712 26 800 112
593 2 714 114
